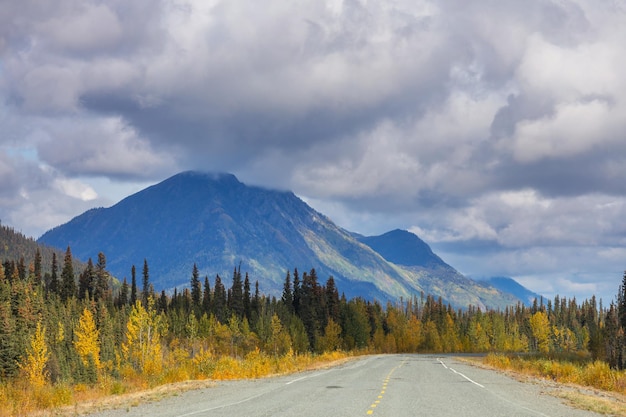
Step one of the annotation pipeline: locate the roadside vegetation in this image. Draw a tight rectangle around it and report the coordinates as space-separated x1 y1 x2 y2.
1 233 626 415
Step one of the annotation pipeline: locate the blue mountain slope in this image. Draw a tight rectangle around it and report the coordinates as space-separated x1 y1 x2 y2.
356 229 445 268
480 277 542 307
39 171 521 308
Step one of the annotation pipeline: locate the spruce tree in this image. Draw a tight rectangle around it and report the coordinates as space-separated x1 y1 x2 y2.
230 266 244 318
213 274 227 323
142 259 150 306
60 247 75 302
33 249 42 288
78 258 95 300
618 271 626 331
325 276 340 323
292 268 301 315
282 270 293 313
191 264 201 311
49 253 59 295
118 278 129 307
95 252 109 302
202 276 211 315
243 273 251 320
130 265 137 305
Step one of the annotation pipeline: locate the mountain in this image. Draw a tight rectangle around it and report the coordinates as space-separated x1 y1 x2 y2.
479 277 542 307
1 222 85 275
356 229 445 268
38 171 519 308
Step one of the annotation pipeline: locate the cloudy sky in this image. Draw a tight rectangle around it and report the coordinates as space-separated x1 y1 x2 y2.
1 0 625 302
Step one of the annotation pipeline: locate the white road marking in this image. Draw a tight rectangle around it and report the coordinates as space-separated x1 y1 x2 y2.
449 368 485 388
437 358 483 388
286 368 334 385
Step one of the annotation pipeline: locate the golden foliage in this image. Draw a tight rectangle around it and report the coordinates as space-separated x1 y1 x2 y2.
122 299 166 376
529 311 551 353
19 321 49 388
74 307 101 370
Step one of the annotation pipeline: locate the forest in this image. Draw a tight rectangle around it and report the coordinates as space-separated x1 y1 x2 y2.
1 242 626 413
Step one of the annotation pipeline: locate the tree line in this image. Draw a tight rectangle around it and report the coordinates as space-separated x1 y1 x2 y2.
1 247 626 388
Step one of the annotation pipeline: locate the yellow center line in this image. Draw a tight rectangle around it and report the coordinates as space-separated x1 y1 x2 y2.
366 360 407 415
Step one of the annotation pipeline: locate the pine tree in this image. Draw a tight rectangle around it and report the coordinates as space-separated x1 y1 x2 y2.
130 265 137 305
142 259 150 306
202 276 211 314
118 278 129 307
618 271 626 331
33 249 42 288
190 264 201 311
0 277 19 378
243 273 251 320
282 270 293 313
299 270 321 348
94 252 109 302
49 252 59 295
325 276 340 323
17 257 26 281
78 258 95 300
213 274 227 323
292 268 301 314
60 247 75 302
229 266 244 318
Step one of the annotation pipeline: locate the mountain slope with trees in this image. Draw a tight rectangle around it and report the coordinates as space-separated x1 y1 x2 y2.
39 171 518 309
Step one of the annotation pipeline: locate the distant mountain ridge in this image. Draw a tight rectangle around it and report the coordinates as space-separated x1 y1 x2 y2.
480 277 542 307
0 222 85 275
38 171 522 308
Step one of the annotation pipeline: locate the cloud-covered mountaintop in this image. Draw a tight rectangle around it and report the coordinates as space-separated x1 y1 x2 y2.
38 171 520 308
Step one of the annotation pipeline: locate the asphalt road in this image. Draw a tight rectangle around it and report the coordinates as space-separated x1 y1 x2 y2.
88 355 602 417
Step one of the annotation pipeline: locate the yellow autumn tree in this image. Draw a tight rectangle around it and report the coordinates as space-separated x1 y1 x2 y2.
529 311 551 354
122 299 166 375
19 321 49 388
74 307 101 371
317 318 342 352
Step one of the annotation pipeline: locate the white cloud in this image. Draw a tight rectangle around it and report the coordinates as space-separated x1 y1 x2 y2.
53 177 98 201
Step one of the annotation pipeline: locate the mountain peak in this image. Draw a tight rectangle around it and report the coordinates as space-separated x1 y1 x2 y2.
357 229 444 268
38 171 521 308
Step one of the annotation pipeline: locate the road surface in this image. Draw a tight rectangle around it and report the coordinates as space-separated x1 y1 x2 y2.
88 355 601 417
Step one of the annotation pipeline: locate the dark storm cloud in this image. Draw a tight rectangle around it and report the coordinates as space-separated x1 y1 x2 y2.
1 0 626 299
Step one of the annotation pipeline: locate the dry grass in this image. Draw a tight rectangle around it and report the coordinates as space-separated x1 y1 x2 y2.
466 354 626 416
0 350 356 417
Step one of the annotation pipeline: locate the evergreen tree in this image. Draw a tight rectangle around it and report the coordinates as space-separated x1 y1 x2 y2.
142 259 150 306
282 270 293 313
48 252 59 295
243 273 251 320
202 276 211 314
60 247 75 302
190 264 201 311
299 270 321 348
251 280 261 320
0 277 18 378
118 278 129 307
325 276 340 323
17 257 26 281
130 265 137 305
33 249 42 288
78 258 95 301
94 252 109 302
292 268 301 314
213 274 227 323
618 271 626 331
229 266 244 318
